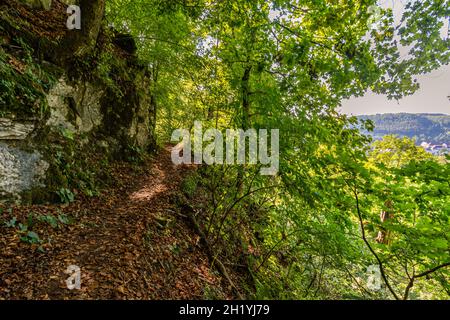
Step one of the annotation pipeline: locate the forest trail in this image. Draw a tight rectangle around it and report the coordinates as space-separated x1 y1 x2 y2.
0 147 227 299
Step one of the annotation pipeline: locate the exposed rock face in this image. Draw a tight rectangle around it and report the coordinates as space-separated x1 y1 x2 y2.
0 66 155 200
0 4 156 202
0 119 35 140
0 60 156 200
0 143 49 197
46 78 104 133
44 72 155 149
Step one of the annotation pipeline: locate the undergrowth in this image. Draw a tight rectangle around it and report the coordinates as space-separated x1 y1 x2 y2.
0 36 55 118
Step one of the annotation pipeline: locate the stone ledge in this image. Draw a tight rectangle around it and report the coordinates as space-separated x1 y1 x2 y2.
0 118 35 140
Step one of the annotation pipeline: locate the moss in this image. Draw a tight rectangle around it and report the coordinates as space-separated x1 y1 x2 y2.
0 40 55 118
18 190 33 204
36 126 117 200
21 162 68 204
20 187 57 205
45 163 69 191
1 19 155 203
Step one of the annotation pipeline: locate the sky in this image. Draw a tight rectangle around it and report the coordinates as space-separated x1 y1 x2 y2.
340 64 450 115
340 0 450 116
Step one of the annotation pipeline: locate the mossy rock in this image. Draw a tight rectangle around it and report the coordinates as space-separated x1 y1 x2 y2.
18 0 52 10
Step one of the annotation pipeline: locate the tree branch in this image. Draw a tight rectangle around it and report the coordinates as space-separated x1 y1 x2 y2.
353 188 400 300
403 262 450 300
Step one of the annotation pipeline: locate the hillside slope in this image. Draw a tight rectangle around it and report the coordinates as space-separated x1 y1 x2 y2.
0 147 238 299
357 113 450 144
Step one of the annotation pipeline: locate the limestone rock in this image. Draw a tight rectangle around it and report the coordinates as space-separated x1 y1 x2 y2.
0 118 35 140
129 71 152 148
0 27 154 201
0 143 49 198
46 78 103 133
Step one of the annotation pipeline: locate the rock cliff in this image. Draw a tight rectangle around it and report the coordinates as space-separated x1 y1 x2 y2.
0 0 156 202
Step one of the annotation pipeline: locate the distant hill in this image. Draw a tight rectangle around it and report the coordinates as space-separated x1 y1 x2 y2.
357 113 450 145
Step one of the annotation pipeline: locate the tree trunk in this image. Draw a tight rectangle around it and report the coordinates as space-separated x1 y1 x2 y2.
235 65 252 193
241 65 251 131
57 0 105 63
376 200 393 244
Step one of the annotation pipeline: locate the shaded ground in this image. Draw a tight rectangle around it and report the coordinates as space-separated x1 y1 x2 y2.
0 147 231 299
1 0 67 39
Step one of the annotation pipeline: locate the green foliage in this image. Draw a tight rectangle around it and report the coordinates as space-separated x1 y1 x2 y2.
59 127 75 141
37 212 72 228
360 143 450 299
57 213 72 225
95 49 126 95
38 214 59 229
88 0 450 299
0 38 55 117
4 217 17 228
203 284 225 300
42 128 107 201
181 173 198 198
17 222 28 233
2 212 43 247
0 0 446 300
20 231 41 245
1 209 74 253
56 188 75 204
368 135 434 168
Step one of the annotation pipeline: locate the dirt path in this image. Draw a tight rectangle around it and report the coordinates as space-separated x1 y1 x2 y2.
0 147 227 299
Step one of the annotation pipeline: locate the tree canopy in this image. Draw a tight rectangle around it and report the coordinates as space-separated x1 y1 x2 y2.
97 0 450 299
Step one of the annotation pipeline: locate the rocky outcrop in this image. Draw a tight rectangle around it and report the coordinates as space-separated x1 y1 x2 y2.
0 59 156 201
46 78 104 133
0 119 35 140
0 3 156 202
0 143 49 197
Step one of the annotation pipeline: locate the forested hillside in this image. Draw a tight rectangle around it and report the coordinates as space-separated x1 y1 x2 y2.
358 113 450 144
0 0 449 302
